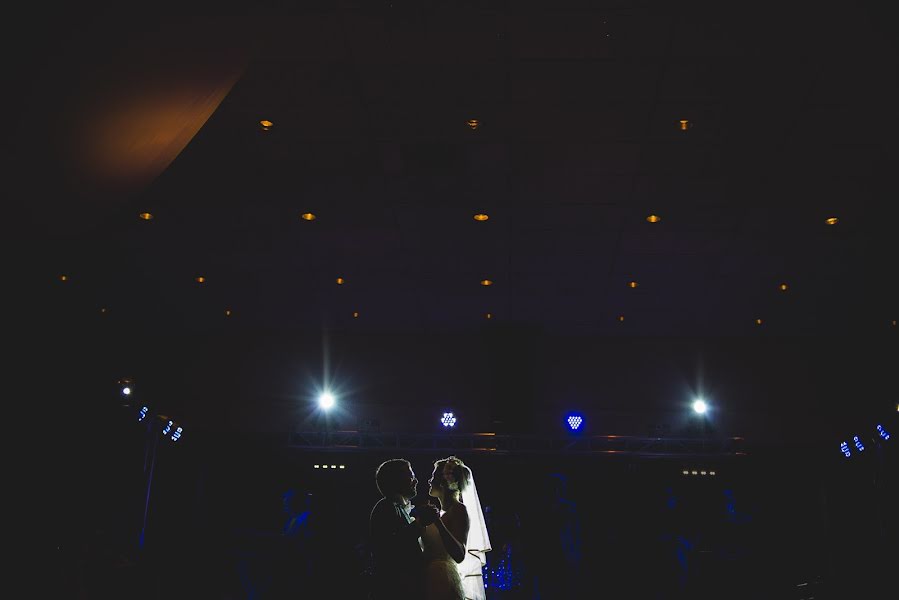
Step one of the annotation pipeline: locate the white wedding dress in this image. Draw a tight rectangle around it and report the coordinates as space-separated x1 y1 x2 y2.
422 521 465 600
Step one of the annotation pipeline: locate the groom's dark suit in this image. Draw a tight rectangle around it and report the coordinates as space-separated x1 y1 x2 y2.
369 495 425 600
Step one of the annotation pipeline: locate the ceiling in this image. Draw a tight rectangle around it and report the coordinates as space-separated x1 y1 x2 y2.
20 4 898 339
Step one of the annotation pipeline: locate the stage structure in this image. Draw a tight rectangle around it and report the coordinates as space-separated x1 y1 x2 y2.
288 430 746 458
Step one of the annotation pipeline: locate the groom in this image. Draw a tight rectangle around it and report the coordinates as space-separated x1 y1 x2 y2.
369 459 439 600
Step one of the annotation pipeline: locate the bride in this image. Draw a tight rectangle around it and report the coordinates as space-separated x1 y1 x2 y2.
422 456 491 600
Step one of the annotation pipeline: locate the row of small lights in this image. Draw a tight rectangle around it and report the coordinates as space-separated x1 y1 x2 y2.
682 469 717 476
314 464 345 469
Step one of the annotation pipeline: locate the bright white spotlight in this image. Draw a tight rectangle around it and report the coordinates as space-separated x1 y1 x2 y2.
122 387 132 396
566 414 584 431
318 392 335 410
440 412 457 428
693 399 708 414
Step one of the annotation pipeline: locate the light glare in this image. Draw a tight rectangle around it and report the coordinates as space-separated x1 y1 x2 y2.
693 399 708 414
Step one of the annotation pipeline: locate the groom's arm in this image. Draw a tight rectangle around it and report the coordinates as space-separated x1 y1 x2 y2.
370 501 426 550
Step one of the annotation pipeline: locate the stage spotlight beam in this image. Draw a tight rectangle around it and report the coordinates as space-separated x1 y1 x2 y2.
693 399 708 415
318 392 335 410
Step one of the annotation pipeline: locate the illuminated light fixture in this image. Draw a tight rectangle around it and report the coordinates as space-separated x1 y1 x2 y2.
314 464 320 469
171 426 183 442
138 406 149 422
679 119 691 131
876 424 891 441
682 470 689 475
318 392 335 410
628 281 638 289
336 277 345 285
779 283 789 291
122 386 132 397
691 470 698 475
891 320 896 327
259 119 273 130
618 315 625 322
339 465 345 469
693 399 708 414
480 279 493 286
162 420 173 436
755 318 763 326
710 471 716 476
119 378 133 396
853 436 865 452
100 307 108 314
139 212 154 221
321 465 329 469
441 412 457 428
700 471 707 476
566 414 584 431
840 441 851 458
301 213 316 221
330 465 336 469
59 275 68 282
195 276 206 284
466 119 480 130
825 217 839 225
646 214 661 223
484 313 493 320
473 213 489 221
352 311 360 318
225 309 232 317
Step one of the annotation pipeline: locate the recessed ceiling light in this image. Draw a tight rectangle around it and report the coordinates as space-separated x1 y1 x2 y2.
892 320 897 327
618 315 625 322
825 217 839 225
301 213 316 221
259 119 273 130
139 212 153 221
779 283 788 291
628 281 638 289
679 119 690 131
473 213 489 221
59 275 68 282
466 119 480 130
336 277 345 285
195 276 205 284
755 318 763 326
484 312 493 319
646 214 661 223
225 309 232 317
352 311 359 318
480 279 493 286
100 307 108 314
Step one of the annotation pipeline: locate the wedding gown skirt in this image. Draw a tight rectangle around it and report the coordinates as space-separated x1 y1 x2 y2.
422 523 465 600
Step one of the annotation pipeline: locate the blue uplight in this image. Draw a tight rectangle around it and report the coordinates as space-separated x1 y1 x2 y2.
840 441 851 458
440 412 457 428
566 414 584 431
171 426 183 442
876 424 891 441
162 420 173 436
138 406 148 422
853 436 865 452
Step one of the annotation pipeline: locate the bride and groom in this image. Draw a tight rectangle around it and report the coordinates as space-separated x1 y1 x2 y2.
369 456 491 600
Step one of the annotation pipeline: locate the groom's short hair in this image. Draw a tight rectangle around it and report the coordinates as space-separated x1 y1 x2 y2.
375 458 411 496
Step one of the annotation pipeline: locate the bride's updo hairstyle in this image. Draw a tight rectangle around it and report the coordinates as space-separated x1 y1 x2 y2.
433 456 471 496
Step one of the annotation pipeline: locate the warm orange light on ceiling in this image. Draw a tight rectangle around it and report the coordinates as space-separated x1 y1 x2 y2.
139 212 153 221
618 315 625 322
59 275 68 282
352 311 359 318
195 276 205 283
679 119 690 131
336 277 345 285
259 119 273 130
779 283 788 291
825 217 839 225
466 119 480 130
484 312 493 319
892 320 897 327
628 281 638 288
646 214 661 223
755 318 763 325
225 309 232 317
473 213 489 221
301 213 316 221
480 279 493 286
